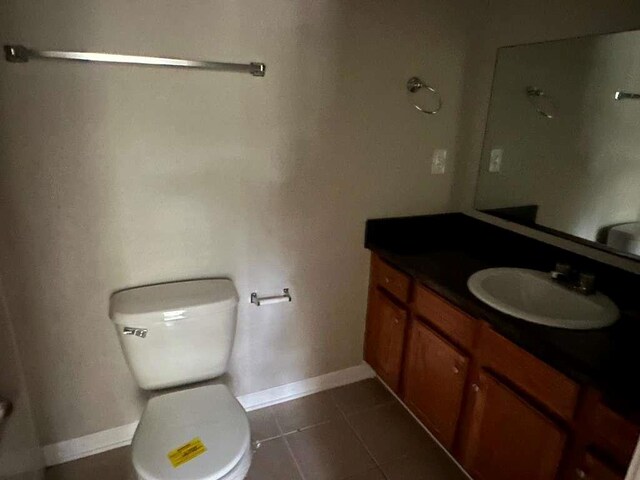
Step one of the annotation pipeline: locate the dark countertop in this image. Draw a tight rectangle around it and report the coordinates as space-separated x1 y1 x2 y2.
365 213 640 417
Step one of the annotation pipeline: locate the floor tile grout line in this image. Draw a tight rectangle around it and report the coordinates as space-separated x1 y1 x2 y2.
253 408 306 480
289 419 334 434
271 406 286 437
297 382 396 478
251 408 286 445
259 418 336 443
270 403 312 480
374 377 473 480
339 398 397 418
339 408 391 480
277 385 388 480
254 382 396 480
254 432 286 444
282 429 308 480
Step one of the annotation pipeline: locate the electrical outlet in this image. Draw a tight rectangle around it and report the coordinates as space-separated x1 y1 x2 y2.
431 149 447 175
489 148 503 173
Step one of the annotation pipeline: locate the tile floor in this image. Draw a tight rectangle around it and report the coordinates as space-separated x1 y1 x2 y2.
44 379 468 480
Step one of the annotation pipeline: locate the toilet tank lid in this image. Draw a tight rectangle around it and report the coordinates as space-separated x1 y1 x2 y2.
610 222 640 237
109 279 238 326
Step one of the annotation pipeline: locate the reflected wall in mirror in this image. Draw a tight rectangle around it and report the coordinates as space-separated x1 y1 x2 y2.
475 29 640 260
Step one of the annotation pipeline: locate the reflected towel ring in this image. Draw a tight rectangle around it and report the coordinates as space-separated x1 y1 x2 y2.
407 77 442 115
526 86 556 119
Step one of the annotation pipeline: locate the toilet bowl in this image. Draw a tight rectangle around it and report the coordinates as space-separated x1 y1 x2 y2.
132 385 251 480
109 279 250 480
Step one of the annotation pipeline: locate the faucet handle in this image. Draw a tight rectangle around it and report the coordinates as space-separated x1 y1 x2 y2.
578 272 596 295
551 262 572 279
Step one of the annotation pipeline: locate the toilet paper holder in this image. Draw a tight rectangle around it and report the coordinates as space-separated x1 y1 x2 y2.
251 288 292 306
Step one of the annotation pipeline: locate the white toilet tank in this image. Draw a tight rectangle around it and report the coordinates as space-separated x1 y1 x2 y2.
109 279 239 390
607 222 640 256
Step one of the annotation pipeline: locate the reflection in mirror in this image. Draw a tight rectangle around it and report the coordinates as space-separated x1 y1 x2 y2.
475 30 640 260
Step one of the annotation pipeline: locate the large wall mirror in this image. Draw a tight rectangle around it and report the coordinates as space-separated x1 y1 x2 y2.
475 29 640 261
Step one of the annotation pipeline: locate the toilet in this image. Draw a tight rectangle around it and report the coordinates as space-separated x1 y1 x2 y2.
109 279 251 480
606 222 640 256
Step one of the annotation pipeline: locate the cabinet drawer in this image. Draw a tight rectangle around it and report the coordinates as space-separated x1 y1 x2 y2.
374 256 411 303
414 284 477 350
478 326 580 421
589 402 640 466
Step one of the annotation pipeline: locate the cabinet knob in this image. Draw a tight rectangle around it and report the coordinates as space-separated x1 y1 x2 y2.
452 366 460 374
384 277 390 284
393 318 400 325
575 469 587 479
472 384 480 393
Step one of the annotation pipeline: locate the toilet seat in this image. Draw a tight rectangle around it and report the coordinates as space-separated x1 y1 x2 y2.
132 385 251 480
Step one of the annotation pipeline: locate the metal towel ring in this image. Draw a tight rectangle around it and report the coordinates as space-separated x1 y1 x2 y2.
526 86 556 119
407 77 442 115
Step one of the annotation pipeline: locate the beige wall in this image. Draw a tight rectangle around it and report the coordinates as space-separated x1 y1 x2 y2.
0 0 472 445
0 273 43 479
3 0 640 450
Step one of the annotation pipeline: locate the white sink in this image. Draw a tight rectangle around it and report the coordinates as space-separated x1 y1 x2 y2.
467 268 619 330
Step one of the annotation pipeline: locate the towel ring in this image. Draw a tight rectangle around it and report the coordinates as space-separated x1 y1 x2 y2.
526 86 556 119
407 77 442 115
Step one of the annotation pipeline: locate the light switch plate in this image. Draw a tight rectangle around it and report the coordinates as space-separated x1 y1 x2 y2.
489 148 503 173
431 149 447 175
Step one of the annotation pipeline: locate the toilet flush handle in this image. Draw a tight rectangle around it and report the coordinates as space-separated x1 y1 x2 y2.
123 327 148 338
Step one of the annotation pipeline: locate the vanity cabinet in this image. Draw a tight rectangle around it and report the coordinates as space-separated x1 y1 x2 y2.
371 254 411 303
364 287 407 392
363 254 639 480
460 370 567 480
573 453 624 480
475 326 580 421
587 401 640 468
403 319 469 449
457 325 575 480
414 284 476 351
563 396 640 480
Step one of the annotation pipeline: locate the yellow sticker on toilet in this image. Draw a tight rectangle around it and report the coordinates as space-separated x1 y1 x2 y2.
168 437 207 468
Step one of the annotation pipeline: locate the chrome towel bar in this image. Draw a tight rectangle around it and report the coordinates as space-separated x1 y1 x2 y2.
251 288 291 306
614 91 640 100
3 45 266 77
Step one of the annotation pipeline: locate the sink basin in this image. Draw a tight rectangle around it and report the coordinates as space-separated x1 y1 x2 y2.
467 268 619 330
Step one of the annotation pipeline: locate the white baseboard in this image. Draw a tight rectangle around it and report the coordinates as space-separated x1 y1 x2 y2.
238 363 375 412
43 362 375 466
43 422 138 467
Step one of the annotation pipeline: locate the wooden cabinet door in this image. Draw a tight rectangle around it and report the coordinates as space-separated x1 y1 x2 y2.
588 400 640 467
365 288 407 391
460 370 567 480
403 319 468 449
572 453 625 480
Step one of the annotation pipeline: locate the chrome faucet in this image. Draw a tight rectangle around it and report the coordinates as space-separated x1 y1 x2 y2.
550 263 596 295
